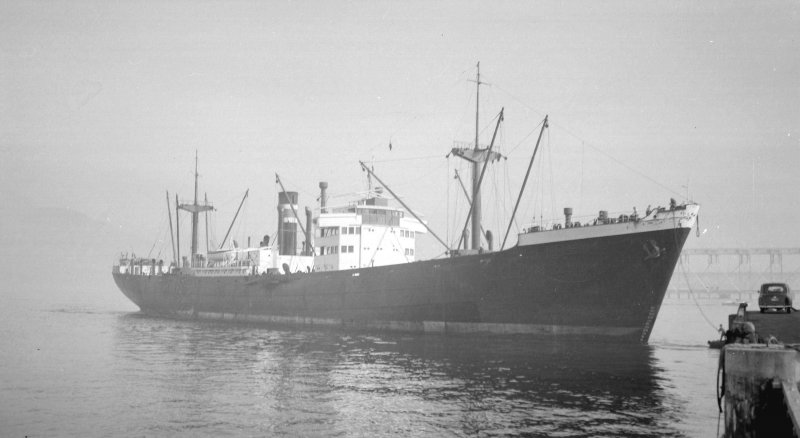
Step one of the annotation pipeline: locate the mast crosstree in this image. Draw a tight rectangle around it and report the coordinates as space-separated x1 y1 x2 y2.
450 62 504 250
178 151 214 261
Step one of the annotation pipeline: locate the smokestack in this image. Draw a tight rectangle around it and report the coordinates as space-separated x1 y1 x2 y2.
305 206 313 255
278 191 299 255
564 207 573 228
319 181 328 211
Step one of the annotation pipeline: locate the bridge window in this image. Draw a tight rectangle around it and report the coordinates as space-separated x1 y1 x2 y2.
321 227 341 237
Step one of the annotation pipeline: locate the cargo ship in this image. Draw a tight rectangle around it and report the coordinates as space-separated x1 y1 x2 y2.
112 67 699 343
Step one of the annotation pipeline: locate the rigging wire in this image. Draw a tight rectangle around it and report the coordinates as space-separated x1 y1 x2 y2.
364 67 471 158
449 158 468 247
451 79 476 142
370 154 444 164
506 118 547 156
579 141 585 214
275 174 318 202
245 199 254 247
504 156 521 236
490 163 500 238
676 235 719 333
669 213 718 333
547 128 556 223
572 132 683 198
146 214 169 259
492 83 683 197
209 208 218 249
446 158 450 245
537 142 546 225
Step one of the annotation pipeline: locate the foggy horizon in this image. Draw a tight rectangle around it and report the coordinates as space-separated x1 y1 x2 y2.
3 1 799 260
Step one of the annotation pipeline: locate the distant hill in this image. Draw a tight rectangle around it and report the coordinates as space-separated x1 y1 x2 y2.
0 200 145 301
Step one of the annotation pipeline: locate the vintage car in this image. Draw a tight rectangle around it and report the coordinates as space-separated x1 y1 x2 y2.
758 283 793 313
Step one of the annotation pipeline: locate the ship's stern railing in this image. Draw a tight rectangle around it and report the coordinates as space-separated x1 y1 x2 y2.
114 257 174 275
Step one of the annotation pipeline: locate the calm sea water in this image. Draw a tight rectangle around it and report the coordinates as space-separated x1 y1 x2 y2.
1 276 734 437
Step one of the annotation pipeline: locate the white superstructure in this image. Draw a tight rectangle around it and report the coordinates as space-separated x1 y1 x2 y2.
314 195 427 271
198 245 314 275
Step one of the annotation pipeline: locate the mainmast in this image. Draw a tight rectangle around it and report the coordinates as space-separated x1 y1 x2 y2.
178 151 213 264
472 62 481 251
450 62 503 250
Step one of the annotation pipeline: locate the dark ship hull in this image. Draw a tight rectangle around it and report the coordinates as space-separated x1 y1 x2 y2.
113 225 691 343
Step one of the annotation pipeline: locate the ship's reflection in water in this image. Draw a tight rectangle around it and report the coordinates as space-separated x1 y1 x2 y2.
113 314 682 436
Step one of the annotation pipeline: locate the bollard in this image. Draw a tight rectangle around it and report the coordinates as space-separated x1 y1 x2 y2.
724 344 799 437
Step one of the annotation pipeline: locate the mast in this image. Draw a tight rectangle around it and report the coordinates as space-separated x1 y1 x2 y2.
472 61 481 251
191 152 199 256
456 108 504 251
450 63 503 250
454 170 490 241
177 152 213 265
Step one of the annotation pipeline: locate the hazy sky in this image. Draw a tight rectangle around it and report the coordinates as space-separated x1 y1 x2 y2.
2 0 798 258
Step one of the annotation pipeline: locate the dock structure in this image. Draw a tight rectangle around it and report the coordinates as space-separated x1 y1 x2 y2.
723 344 800 437
667 248 800 301
734 311 800 344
